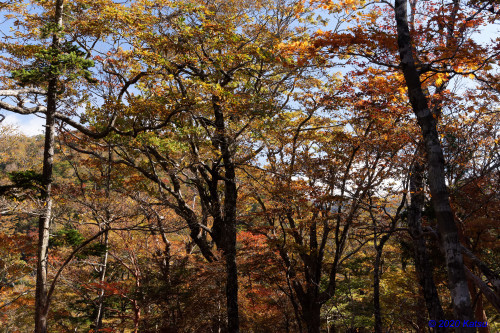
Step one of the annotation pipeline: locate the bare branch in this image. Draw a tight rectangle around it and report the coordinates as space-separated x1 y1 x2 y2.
0 88 46 96
0 100 47 114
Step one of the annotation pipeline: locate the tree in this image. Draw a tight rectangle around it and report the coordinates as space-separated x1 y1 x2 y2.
1 0 498 331
0 1 122 330
0 1 68 330
311 0 499 328
241 75 414 331
64 1 313 331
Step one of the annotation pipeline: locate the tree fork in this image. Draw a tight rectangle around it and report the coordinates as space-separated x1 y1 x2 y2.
212 94 240 332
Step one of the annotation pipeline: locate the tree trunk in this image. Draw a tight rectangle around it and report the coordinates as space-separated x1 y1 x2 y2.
94 146 113 330
302 301 321 333
221 147 239 333
35 105 54 333
212 95 239 332
225 241 239 333
35 2 64 332
394 0 474 328
474 294 489 333
133 297 141 333
373 245 383 333
373 232 394 333
408 159 446 332
93 229 109 331
372 197 403 333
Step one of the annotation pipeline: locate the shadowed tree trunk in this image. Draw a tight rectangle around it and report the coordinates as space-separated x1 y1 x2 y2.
211 95 239 333
394 0 474 328
373 235 389 333
408 156 446 332
300 299 321 333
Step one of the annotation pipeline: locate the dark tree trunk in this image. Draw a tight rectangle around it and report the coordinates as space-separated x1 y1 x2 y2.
225 240 239 333
301 300 321 333
373 245 383 333
408 159 447 332
212 95 239 333
220 147 239 333
394 0 474 328
373 231 393 333
290 275 323 333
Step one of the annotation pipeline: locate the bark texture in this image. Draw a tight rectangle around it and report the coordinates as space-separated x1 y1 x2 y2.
408 158 446 332
394 0 474 329
35 2 64 332
212 95 239 333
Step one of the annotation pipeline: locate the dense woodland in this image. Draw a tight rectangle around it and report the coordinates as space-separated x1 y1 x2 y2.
0 0 499 332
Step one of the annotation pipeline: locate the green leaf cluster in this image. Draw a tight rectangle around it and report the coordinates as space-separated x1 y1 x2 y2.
51 227 85 248
7 170 43 190
77 242 107 259
11 42 95 87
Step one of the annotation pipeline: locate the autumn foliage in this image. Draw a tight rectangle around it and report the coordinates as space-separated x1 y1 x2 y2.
0 0 499 332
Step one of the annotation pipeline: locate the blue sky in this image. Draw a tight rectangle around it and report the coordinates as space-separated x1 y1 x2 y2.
1 0 498 136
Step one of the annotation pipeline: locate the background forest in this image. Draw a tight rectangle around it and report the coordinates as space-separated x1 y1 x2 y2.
0 0 499 332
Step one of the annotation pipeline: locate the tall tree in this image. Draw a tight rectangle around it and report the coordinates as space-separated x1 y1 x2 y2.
311 0 499 327
394 0 473 323
0 0 120 330
34 1 62 329
64 1 312 331
0 1 66 330
407 149 446 331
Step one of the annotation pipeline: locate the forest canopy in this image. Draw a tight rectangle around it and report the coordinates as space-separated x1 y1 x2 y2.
0 0 498 332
